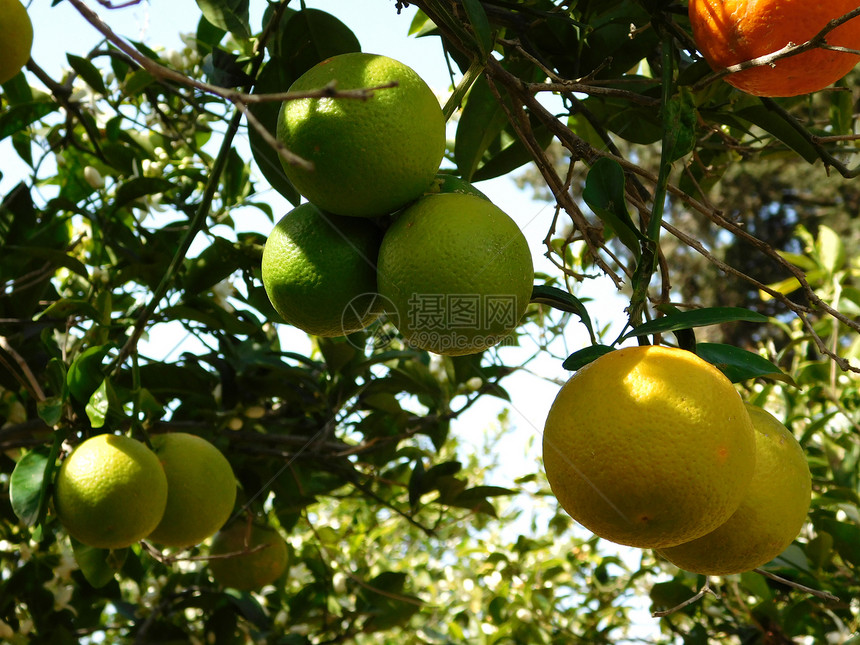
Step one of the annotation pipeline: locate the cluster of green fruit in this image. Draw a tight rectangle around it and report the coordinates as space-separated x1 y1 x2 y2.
543 346 812 575
261 53 534 356
53 433 287 591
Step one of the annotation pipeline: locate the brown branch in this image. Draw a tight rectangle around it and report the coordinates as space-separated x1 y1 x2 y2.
652 579 717 617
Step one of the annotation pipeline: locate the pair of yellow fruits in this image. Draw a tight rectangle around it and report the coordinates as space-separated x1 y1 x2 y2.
261 53 534 356
53 432 287 591
543 345 812 576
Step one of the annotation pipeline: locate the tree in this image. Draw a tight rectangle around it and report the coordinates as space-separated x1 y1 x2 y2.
1 1 859 643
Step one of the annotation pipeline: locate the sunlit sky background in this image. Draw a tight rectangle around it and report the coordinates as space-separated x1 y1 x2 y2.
9 0 664 638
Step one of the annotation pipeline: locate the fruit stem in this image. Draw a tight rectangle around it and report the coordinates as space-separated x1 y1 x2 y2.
442 57 485 122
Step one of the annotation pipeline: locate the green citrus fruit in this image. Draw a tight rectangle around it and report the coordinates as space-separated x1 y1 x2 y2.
208 520 289 591
54 434 168 550
542 346 756 549
0 0 33 85
262 202 383 337
377 193 533 356
146 433 237 548
276 52 446 217
658 404 811 575
424 173 489 200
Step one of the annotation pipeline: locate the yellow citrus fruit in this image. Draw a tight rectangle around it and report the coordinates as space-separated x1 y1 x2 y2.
689 0 860 97
54 434 168 550
208 520 289 591
542 345 756 549
262 202 383 337
146 433 237 548
658 404 811 575
276 52 446 217
0 0 33 85
377 193 534 356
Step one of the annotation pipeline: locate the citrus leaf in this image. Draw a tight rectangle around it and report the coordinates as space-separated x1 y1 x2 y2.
86 379 111 428
195 0 251 39
460 0 493 59
71 538 125 588
455 75 508 180
67 345 111 403
531 285 595 343
816 225 845 275
582 157 644 258
695 343 795 385
736 104 819 164
621 307 768 340
67 54 107 94
10 450 50 527
561 344 615 371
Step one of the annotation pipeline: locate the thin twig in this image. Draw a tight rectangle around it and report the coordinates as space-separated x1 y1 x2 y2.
753 568 841 603
652 580 717 617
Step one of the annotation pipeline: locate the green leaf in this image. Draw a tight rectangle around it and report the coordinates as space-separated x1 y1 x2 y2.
71 538 125 588
86 379 111 428
695 343 794 385
582 157 644 258
273 8 361 79
460 0 493 59
471 119 554 182
67 54 108 94
735 104 819 164
247 63 300 205
10 449 51 526
816 225 845 275
455 75 509 181
530 285 595 343
113 177 173 212
37 396 64 427
663 87 697 162
0 101 58 141
561 344 615 371
67 345 111 403
621 307 768 340
813 518 860 567
195 0 251 39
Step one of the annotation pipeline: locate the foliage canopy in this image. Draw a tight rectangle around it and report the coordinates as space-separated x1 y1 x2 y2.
1 1 859 643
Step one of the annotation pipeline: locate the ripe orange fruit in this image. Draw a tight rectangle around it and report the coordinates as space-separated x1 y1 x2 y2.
542 346 756 549
262 202 383 337
689 0 860 97
376 193 534 356
208 520 289 591
146 433 237 548
658 404 811 575
54 434 168 550
0 0 33 85
277 52 446 217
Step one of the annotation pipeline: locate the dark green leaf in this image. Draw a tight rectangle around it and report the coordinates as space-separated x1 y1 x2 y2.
695 343 795 385
583 157 644 258
455 75 509 181
621 307 768 340
247 63 301 205
196 15 227 55
663 87 697 162
274 8 361 79
530 284 595 343
67 54 108 94
37 396 64 427
67 345 111 403
202 48 253 88
10 449 51 526
113 177 174 211
561 345 615 371
0 101 58 141
71 539 125 588
461 0 493 59
195 0 251 39
735 104 819 164
471 119 554 182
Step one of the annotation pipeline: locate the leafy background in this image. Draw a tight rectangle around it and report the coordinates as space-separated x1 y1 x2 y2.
1 0 859 643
